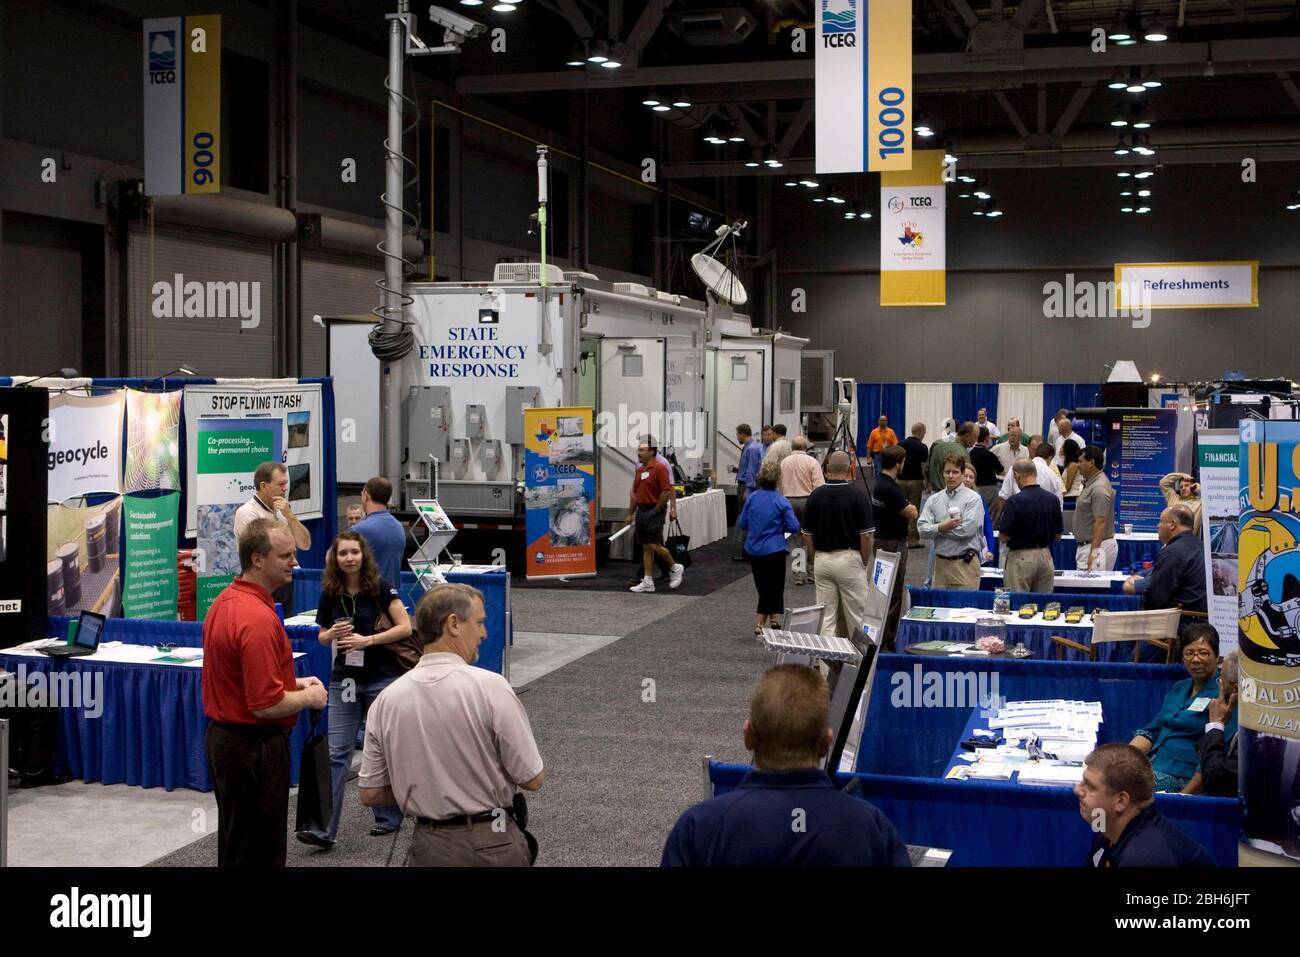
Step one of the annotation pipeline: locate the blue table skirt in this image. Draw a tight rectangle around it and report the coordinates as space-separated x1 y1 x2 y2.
292 566 511 676
862 655 1187 780
910 587 1139 612
708 762 1239 867
990 536 1161 572
0 652 313 792
897 616 1139 662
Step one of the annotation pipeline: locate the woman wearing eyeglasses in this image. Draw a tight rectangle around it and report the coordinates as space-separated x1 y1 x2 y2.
296 532 412 850
1129 623 1237 794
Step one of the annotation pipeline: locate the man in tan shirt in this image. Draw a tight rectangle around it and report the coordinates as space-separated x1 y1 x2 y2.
360 583 544 866
781 436 825 585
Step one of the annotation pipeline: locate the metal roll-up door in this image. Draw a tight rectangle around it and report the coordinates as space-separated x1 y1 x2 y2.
300 252 382 377
127 224 275 377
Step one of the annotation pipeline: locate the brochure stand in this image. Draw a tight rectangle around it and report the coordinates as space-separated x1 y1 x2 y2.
408 499 458 591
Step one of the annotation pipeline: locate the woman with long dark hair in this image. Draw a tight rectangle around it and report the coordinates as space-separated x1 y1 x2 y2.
296 532 412 850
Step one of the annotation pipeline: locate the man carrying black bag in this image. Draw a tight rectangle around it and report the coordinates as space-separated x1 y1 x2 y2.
360 583 544 866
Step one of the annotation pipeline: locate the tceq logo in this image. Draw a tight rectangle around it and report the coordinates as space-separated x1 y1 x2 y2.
821 0 856 46
49 887 151 937
151 273 260 329
147 30 176 84
1042 273 1151 329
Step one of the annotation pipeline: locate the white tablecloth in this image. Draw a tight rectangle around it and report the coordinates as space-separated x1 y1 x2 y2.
610 488 728 560
980 569 1131 592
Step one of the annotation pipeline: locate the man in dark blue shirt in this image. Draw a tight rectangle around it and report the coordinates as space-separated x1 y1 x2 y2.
1076 743 1214 867
353 477 408 587
661 664 909 867
1123 505 1207 624
733 423 764 560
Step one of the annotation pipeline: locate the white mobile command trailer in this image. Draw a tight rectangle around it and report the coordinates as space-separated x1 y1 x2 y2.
396 261 712 525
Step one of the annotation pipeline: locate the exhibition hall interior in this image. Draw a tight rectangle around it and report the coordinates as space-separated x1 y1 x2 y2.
4 0 1300 884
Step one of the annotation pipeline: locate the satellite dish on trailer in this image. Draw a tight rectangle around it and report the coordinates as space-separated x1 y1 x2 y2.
690 222 749 306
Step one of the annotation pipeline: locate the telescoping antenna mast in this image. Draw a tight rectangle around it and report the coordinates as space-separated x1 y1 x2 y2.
373 1 484 486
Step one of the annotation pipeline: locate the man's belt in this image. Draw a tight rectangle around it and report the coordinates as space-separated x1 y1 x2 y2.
415 808 514 828
937 550 979 563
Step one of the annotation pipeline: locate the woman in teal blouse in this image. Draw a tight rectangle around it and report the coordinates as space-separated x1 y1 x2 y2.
1130 623 1237 793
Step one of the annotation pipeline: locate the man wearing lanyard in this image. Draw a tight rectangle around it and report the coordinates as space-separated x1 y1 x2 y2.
917 453 985 590
234 462 312 614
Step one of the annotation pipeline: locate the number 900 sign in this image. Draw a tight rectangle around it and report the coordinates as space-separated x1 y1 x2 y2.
192 131 215 187
876 87 906 160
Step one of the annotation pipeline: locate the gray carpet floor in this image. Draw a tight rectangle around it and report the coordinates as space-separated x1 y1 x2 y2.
150 545 931 867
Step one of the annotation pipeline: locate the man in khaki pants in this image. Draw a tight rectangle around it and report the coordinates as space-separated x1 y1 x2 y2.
360 583 544 866
803 452 875 638
918 454 985 590
998 461 1063 592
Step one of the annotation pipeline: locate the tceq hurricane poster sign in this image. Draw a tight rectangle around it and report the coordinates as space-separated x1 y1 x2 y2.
1237 419 1300 862
880 150 945 305
122 491 180 620
1114 261 1258 309
183 383 322 536
143 15 221 196
47 391 125 503
524 407 596 580
1197 430 1240 653
816 0 911 173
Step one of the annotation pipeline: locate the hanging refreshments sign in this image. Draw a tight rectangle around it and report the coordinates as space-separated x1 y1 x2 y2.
1196 430 1239 654
1114 261 1258 309
143 15 221 196
1237 419 1300 862
816 0 912 173
47 391 125 503
524 407 596 580
183 382 322 535
880 150 945 305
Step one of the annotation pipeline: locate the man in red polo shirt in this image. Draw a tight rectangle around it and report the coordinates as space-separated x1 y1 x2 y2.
625 439 684 593
203 518 327 867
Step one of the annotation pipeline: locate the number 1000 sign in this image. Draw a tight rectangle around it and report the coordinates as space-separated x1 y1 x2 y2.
877 87 906 160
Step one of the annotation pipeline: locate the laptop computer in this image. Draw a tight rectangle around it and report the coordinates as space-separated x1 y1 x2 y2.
39 610 106 658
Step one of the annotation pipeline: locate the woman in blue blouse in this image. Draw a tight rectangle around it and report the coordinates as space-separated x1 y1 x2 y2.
1130 623 1237 793
738 459 803 636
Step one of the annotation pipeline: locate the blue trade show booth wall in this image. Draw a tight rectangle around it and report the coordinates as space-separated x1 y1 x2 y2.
707 762 1238 867
858 655 1185 778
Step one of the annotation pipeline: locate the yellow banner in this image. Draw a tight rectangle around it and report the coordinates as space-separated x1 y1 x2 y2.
183 15 221 194
867 0 912 173
880 150 945 305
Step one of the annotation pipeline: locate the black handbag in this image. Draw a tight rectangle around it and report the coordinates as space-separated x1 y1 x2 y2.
294 711 333 834
666 517 692 568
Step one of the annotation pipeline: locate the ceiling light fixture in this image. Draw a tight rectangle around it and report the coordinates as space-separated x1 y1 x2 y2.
671 92 692 109
1136 206 1151 213
461 0 485 5
1117 168 1132 178
1106 14 1132 42
1142 68 1162 88
565 45 586 66
784 180 798 187
1107 68 1127 90
1114 137 1131 156
1134 169 1154 179
1144 20 1169 42
586 39 609 63
800 179 820 188
642 91 662 107
491 3 516 12
958 174 976 183
859 208 873 220
1121 206 1135 213
1137 189 1151 197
